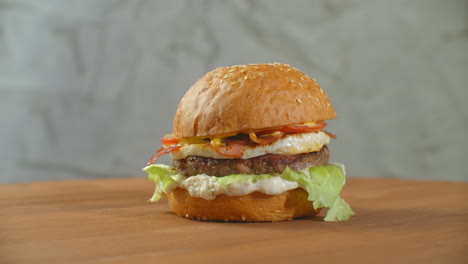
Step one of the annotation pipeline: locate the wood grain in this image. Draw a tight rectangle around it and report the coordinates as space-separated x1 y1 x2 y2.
1 177 467 264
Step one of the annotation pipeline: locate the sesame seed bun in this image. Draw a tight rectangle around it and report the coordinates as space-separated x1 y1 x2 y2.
173 63 337 138
167 187 320 222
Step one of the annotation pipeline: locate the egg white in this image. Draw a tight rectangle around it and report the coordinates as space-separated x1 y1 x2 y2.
170 131 330 160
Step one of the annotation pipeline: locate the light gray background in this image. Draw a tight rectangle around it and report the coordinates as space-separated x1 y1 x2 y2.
1 0 467 183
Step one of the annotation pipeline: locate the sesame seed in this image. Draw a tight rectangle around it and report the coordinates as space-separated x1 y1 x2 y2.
296 98 302 103
290 80 295 83
298 83 303 87
300 77 304 81
185 214 189 218
320 89 324 94
220 80 224 84
224 75 228 79
244 76 248 80
242 216 246 221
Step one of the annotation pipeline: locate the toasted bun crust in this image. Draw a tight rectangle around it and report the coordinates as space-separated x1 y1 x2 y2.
167 187 320 222
173 63 337 138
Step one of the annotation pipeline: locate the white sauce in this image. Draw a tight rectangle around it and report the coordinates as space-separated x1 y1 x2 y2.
179 174 299 200
171 131 330 160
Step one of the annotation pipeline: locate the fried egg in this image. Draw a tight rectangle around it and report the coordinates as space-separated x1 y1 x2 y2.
171 131 330 160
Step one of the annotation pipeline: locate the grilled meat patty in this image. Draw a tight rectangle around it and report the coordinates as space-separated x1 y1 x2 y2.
173 146 329 177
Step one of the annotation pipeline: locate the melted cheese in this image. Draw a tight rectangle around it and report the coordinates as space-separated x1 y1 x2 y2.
171 131 330 160
179 175 300 200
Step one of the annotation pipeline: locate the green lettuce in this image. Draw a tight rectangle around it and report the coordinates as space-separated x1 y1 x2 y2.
143 164 184 202
143 163 354 221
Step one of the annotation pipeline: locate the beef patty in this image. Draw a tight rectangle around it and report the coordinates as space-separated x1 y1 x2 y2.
173 146 329 177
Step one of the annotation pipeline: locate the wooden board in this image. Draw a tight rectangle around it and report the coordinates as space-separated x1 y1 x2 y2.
1 177 467 264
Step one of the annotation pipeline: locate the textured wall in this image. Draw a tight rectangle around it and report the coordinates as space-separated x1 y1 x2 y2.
1 0 467 183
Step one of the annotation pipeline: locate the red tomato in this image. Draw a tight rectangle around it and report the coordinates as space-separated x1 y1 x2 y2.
160 136 179 146
258 122 327 136
278 122 327 134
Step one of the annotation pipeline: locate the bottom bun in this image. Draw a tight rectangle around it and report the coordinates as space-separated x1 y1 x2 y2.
167 187 320 222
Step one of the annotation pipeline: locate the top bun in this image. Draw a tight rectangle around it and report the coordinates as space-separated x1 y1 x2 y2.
173 63 337 138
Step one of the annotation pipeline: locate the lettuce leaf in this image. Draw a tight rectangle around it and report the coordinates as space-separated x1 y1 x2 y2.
324 196 355 221
143 163 354 221
143 164 185 202
281 165 354 221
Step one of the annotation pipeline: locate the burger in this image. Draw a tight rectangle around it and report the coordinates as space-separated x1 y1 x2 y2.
143 63 354 222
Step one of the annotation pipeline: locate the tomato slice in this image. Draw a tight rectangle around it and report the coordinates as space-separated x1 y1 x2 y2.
278 122 327 134
161 136 179 146
211 137 249 158
147 145 181 165
257 122 327 135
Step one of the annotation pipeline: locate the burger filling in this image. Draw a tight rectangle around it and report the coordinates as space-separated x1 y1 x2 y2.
171 131 330 160
146 121 333 165
143 121 354 221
